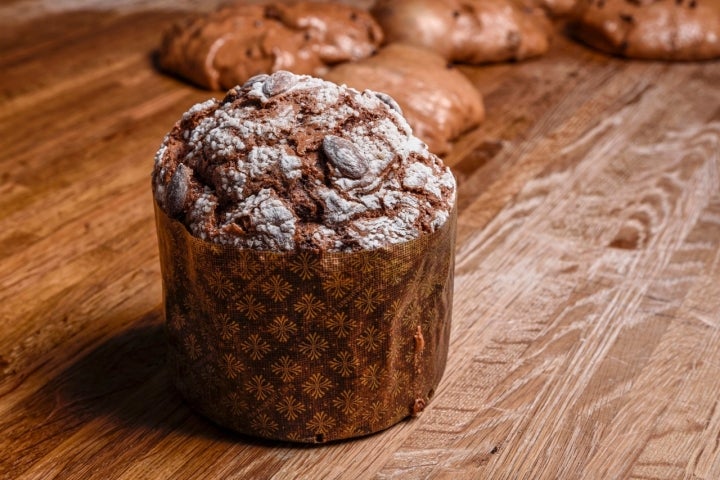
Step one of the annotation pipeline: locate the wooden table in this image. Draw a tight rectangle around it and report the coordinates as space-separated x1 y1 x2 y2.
2 2 719 479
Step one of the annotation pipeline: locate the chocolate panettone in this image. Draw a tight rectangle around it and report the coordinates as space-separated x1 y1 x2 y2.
152 71 456 442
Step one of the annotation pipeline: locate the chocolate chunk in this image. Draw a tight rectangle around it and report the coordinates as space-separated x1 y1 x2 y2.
242 73 270 89
374 91 403 115
262 71 297 97
322 135 368 179
167 163 191 217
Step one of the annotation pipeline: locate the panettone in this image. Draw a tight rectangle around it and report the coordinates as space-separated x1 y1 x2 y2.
152 71 456 442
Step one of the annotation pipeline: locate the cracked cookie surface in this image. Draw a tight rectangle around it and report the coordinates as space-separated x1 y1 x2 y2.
568 0 720 60
158 2 383 90
371 0 552 64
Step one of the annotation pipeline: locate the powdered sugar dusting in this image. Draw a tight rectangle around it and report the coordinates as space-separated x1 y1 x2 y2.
152 71 456 251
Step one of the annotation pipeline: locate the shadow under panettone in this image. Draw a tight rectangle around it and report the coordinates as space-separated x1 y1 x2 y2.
47 310 282 448
39 307 413 456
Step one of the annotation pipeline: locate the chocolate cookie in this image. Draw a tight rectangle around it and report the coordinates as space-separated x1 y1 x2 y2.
568 0 720 60
324 43 485 155
371 0 552 64
158 2 383 90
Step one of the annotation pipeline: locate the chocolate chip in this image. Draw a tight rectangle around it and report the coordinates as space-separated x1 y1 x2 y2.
507 31 521 49
689 0 697 8
619 13 635 23
167 163 191 217
322 135 368 179
262 71 296 97
374 91 403 115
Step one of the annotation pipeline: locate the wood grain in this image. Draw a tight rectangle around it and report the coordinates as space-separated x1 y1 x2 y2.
1 2 719 479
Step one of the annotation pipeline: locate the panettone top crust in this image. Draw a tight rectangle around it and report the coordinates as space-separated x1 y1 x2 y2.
152 71 456 252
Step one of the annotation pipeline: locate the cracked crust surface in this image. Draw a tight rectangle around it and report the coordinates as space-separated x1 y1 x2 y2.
568 0 720 60
158 2 383 90
152 71 456 252
371 0 552 64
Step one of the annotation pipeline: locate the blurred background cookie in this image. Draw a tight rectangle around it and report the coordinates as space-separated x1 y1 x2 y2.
371 0 552 64
324 43 486 155
567 0 720 60
158 2 382 90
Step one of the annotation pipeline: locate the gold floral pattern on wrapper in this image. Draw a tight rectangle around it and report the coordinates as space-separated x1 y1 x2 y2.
155 202 456 443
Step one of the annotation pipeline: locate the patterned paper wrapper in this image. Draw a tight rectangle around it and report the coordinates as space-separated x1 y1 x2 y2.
155 201 456 443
